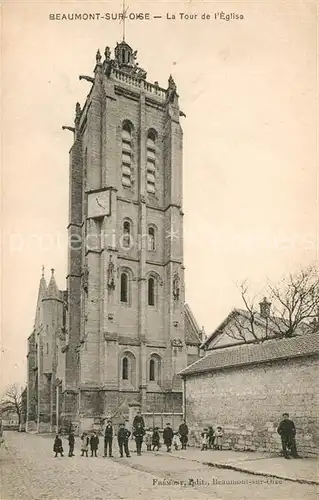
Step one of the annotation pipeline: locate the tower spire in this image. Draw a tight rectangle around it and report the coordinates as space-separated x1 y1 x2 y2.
122 0 128 41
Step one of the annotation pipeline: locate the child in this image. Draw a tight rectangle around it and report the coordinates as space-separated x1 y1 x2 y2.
145 427 153 451
117 422 131 458
90 430 99 457
163 423 173 452
68 430 75 457
201 428 209 451
208 426 215 450
172 432 181 451
81 432 89 457
215 426 224 450
53 434 64 457
152 427 160 451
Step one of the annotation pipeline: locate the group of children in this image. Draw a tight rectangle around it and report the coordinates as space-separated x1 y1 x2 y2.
200 425 224 451
79 431 99 457
53 430 100 457
143 423 187 452
144 427 160 451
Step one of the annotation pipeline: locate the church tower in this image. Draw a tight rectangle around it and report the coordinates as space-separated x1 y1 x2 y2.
61 40 200 429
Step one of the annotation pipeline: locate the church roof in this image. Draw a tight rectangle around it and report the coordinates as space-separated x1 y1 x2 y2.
33 267 47 329
184 304 201 345
180 331 319 377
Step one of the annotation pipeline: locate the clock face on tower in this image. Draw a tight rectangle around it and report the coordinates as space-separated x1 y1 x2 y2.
87 190 110 218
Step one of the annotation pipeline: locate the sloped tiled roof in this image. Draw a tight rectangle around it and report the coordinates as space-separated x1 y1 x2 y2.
184 304 201 345
180 332 319 377
202 308 310 349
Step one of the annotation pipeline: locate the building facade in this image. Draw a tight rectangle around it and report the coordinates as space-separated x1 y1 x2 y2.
27 40 201 433
27 269 66 432
180 333 319 457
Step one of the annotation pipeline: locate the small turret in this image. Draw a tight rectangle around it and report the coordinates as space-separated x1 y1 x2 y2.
166 75 179 106
74 102 81 130
96 49 102 64
46 268 59 299
114 41 134 66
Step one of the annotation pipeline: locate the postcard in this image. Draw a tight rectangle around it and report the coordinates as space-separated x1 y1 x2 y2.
1 1 317 499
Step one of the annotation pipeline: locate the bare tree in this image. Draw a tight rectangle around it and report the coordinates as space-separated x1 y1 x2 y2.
224 267 319 344
224 281 271 344
0 384 23 425
268 266 319 337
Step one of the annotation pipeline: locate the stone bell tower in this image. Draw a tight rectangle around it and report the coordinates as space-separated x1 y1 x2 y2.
60 40 199 430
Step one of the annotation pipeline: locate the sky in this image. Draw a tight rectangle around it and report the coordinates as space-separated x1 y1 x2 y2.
1 0 318 392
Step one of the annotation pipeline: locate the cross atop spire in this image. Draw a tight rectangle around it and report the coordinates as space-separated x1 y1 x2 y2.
121 0 129 42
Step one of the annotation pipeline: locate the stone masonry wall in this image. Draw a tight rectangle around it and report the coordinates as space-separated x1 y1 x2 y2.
185 356 319 457
146 391 182 413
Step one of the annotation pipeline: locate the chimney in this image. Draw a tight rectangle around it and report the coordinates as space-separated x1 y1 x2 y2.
259 297 271 319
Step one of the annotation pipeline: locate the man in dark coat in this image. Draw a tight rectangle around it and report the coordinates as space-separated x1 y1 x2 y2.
118 423 131 458
178 419 189 450
53 435 64 457
68 431 75 457
208 426 215 450
163 423 173 452
133 422 145 456
90 431 99 457
133 410 145 431
277 413 300 459
104 420 113 457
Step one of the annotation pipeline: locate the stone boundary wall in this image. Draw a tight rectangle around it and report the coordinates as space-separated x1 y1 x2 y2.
184 355 318 457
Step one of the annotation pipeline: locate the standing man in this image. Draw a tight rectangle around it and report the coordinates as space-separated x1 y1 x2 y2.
207 426 215 450
68 430 75 457
117 423 131 458
133 410 145 431
178 419 189 450
277 413 300 459
133 422 145 456
104 420 113 457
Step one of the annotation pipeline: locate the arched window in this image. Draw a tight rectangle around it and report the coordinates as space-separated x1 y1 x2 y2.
122 357 128 380
122 123 133 188
123 220 131 248
149 359 155 381
146 131 156 194
148 277 155 306
149 354 162 384
120 273 129 303
148 226 156 252
120 351 137 387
